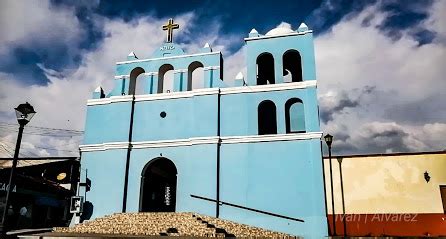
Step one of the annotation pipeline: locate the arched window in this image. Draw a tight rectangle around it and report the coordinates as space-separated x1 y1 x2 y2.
258 100 277 135
187 61 204 91
256 53 275 85
158 64 174 93
282 50 303 83
128 67 145 95
285 98 305 133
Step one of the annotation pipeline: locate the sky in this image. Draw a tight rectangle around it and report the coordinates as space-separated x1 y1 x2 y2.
0 0 445 157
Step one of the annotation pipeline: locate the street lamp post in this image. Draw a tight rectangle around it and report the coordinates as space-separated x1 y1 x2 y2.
337 157 347 236
324 134 336 236
0 102 36 233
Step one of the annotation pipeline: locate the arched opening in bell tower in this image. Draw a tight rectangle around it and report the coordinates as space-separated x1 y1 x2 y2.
187 61 204 91
128 67 145 95
140 157 177 212
256 53 275 85
158 64 174 93
282 50 303 82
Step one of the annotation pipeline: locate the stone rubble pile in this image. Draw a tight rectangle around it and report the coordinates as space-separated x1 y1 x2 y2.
54 212 295 237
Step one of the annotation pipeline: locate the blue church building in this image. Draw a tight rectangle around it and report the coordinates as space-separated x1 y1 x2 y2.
79 19 327 237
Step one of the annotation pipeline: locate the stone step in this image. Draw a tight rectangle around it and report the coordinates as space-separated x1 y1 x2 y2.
54 212 295 238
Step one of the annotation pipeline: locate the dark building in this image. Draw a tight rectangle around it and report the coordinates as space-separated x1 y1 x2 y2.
0 157 79 230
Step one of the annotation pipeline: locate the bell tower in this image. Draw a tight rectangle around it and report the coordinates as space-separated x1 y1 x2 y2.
245 23 315 86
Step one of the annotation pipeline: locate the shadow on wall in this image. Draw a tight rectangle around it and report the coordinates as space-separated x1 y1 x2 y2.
80 201 93 222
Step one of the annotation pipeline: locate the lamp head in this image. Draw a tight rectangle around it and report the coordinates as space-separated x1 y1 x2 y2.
337 157 343 164
15 102 36 125
424 171 431 183
324 134 333 147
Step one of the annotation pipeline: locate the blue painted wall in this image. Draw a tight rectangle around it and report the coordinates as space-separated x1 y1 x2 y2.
81 25 327 238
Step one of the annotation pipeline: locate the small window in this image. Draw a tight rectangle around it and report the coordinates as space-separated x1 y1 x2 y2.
285 98 305 133
258 100 277 135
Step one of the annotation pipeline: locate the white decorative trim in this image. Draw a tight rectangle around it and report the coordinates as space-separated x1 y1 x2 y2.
87 81 316 106
221 132 322 144
116 51 222 65
192 88 220 96
203 66 220 71
173 69 188 73
79 133 322 152
87 95 133 106
114 75 129 79
143 72 158 76
134 88 219 102
79 141 129 152
220 80 316 95
133 136 220 149
115 72 158 79
244 30 313 41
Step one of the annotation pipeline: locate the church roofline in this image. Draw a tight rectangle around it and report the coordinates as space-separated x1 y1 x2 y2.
324 150 446 159
116 51 222 65
244 30 313 42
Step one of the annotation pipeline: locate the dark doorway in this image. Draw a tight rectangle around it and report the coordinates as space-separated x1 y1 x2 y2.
140 157 177 212
440 185 446 213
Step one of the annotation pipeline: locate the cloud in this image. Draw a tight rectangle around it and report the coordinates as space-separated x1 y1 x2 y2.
0 0 86 86
383 94 446 124
333 122 446 154
316 0 446 154
319 86 375 123
0 0 84 55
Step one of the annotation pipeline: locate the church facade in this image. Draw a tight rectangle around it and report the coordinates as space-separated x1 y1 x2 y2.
79 19 327 237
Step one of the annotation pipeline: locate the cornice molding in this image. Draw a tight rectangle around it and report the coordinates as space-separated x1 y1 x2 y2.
86 81 316 106
244 30 313 41
220 80 316 95
134 88 219 102
116 51 222 65
79 132 323 152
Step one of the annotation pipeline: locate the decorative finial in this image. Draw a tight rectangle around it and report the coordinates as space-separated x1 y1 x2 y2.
235 72 246 86
128 51 137 57
94 86 103 92
235 72 244 80
162 18 180 43
200 42 212 53
298 22 309 32
249 28 260 37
